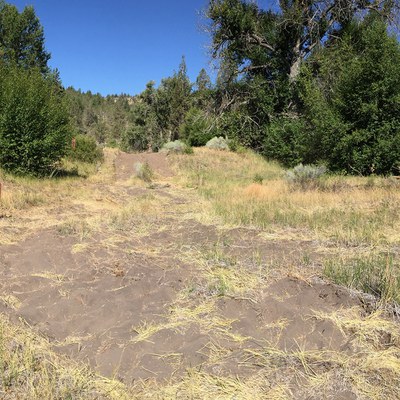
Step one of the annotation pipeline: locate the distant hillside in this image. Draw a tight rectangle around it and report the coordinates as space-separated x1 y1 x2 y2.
65 87 137 146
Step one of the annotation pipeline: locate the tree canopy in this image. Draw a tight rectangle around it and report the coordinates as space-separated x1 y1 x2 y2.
207 0 400 81
0 1 50 73
0 2 71 176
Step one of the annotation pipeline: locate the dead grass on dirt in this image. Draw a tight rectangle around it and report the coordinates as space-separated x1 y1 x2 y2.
175 237 270 302
172 148 400 248
130 298 236 345
240 309 400 399
1 148 400 399
134 370 289 400
0 149 119 245
131 303 400 399
0 314 134 400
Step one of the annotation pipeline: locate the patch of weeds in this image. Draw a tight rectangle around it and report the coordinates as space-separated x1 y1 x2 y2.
57 219 92 241
134 162 154 183
323 254 400 303
253 173 263 184
285 163 327 191
300 252 312 267
208 275 229 297
205 241 237 268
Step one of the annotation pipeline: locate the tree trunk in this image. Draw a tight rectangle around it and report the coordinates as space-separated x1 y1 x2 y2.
289 57 302 82
289 37 302 82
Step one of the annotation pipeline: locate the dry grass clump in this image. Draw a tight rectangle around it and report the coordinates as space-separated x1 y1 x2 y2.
134 370 288 400
130 298 236 345
106 194 164 236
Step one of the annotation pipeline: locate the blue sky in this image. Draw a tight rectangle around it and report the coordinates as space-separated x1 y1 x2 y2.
11 0 212 95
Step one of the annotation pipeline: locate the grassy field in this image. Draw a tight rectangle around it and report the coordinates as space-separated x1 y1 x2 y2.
173 148 400 302
0 147 399 399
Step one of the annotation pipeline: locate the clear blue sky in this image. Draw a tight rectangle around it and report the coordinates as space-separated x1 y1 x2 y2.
11 0 212 96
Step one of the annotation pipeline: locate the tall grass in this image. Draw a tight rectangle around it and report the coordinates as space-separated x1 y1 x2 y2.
324 254 400 303
173 148 400 247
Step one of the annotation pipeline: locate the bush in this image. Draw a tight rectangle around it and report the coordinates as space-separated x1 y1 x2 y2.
0 65 71 176
206 136 229 151
66 134 103 164
263 118 309 167
295 17 400 175
180 107 215 146
216 110 264 151
160 140 193 154
121 102 162 152
134 162 153 183
285 163 327 190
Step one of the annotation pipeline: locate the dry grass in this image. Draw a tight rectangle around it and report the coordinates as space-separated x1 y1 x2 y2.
172 148 400 248
130 298 236 345
134 370 289 400
0 314 134 400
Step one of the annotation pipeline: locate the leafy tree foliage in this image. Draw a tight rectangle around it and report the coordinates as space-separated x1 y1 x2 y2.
154 57 192 141
0 65 71 176
0 1 50 73
208 0 399 82
180 107 215 146
122 82 160 151
66 134 104 164
64 1 400 176
206 0 400 174
310 16 400 174
65 88 133 145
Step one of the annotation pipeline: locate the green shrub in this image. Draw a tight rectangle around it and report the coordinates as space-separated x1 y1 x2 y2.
66 134 103 164
263 118 309 167
295 17 400 175
216 110 264 151
180 107 215 146
253 173 263 184
285 163 327 190
0 65 71 176
160 140 193 154
206 136 229 151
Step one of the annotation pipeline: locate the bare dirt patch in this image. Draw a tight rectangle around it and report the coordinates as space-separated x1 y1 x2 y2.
115 151 173 180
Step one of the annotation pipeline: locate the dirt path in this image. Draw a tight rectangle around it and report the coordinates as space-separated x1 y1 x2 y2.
0 151 393 398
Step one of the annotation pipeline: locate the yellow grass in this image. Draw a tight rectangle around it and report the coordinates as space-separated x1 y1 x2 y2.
172 148 400 247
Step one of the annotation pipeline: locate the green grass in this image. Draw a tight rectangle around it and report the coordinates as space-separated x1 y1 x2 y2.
324 253 400 303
